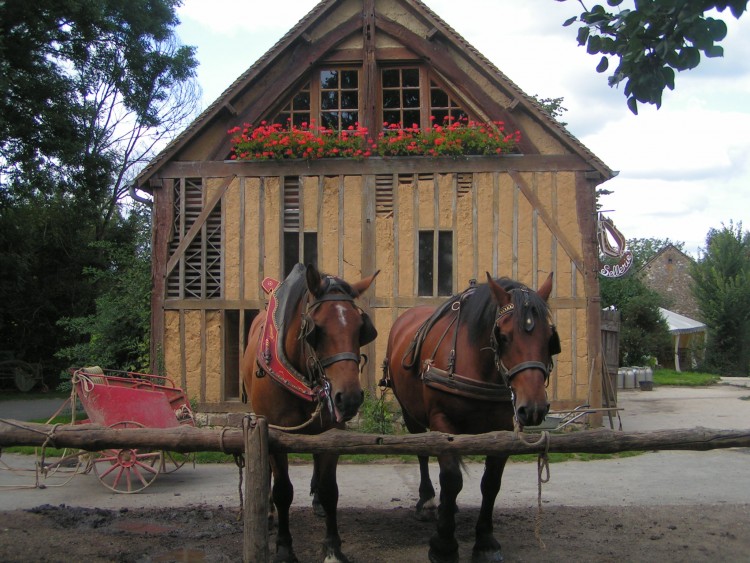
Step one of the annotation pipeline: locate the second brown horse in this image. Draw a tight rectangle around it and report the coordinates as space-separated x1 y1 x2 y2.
383 272 559 563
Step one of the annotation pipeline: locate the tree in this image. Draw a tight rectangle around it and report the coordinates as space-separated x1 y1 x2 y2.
691 221 750 375
56 207 152 372
600 237 675 366
0 0 198 383
559 0 748 114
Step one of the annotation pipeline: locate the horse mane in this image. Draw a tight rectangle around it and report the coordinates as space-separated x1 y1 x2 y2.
458 278 551 342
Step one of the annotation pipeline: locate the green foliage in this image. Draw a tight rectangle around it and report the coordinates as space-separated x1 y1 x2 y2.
651 368 721 386
55 208 152 373
561 0 748 113
0 1 198 385
691 221 750 375
600 238 674 366
531 95 569 127
357 391 397 435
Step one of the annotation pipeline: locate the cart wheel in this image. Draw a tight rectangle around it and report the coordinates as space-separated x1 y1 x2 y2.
90 421 162 493
14 363 37 392
160 450 195 474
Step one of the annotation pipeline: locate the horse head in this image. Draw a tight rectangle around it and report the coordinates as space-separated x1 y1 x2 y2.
487 272 557 428
302 264 379 423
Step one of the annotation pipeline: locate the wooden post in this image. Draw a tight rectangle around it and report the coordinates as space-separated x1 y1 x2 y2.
243 415 270 563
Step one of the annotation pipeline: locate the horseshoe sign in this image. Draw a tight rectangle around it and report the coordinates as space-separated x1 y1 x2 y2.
597 214 633 278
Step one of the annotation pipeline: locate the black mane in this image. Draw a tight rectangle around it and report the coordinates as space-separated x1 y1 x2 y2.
455 278 551 342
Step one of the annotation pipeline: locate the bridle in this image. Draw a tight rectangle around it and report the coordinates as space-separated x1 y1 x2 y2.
491 292 555 389
298 280 369 414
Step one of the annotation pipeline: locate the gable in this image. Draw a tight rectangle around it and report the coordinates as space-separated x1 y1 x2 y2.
136 0 613 189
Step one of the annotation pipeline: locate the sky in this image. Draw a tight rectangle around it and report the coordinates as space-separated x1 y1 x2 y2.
175 0 750 258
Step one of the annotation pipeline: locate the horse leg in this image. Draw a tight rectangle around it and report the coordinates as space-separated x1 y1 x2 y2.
415 454 437 521
471 455 508 563
309 455 326 517
270 453 298 563
428 453 463 563
313 452 350 563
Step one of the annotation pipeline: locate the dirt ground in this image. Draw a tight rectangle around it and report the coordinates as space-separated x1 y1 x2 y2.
3 383 750 561
0 498 748 562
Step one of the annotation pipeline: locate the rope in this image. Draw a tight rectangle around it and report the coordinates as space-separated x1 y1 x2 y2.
512 420 550 550
234 453 245 521
267 401 323 431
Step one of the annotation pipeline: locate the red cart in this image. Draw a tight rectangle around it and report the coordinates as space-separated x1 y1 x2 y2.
70 367 195 493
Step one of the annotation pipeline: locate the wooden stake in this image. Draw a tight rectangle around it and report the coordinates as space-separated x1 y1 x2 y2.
243 415 270 563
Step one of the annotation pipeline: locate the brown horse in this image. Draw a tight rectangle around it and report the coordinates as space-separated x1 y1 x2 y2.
383 272 559 563
241 263 378 563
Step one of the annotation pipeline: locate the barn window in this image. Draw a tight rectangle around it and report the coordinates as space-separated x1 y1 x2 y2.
272 66 468 135
274 68 360 131
276 82 311 127
283 176 318 277
418 230 453 296
320 68 360 130
167 178 222 300
382 67 422 128
225 309 258 402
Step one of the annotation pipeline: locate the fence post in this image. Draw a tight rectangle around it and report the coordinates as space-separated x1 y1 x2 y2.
243 414 270 563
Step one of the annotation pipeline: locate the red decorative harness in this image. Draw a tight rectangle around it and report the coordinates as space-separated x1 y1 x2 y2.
256 276 323 402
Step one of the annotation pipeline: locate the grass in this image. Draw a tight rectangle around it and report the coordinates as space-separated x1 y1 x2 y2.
651 368 721 387
0 389 68 401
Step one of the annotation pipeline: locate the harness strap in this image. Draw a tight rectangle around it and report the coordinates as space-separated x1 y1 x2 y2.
500 360 550 387
320 352 361 368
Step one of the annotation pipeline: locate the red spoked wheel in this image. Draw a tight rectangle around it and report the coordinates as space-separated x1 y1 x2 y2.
90 421 162 493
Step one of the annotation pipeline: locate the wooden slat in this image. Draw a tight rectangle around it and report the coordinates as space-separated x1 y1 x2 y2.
166 175 236 278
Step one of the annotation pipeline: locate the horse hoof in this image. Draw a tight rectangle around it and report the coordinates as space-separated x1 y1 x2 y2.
321 538 350 563
273 546 298 563
312 499 327 517
415 498 437 521
472 536 503 562
471 548 504 563
428 535 459 563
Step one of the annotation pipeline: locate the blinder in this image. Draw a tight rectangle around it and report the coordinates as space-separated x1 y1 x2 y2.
549 325 561 357
359 312 378 346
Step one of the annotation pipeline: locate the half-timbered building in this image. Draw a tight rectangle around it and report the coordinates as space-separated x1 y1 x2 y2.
134 0 614 417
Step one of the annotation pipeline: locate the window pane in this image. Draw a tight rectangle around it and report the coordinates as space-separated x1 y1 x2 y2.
431 89 449 107
340 111 358 129
383 90 399 109
321 112 338 130
432 110 448 125
402 68 420 87
437 231 453 296
382 69 399 88
293 92 310 110
277 112 290 126
321 91 338 110
383 111 400 127
403 110 420 129
292 113 308 127
320 70 338 89
403 89 420 108
303 232 318 268
418 231 434 296
341 90 358 109
284 232 300 278
341 70 358 88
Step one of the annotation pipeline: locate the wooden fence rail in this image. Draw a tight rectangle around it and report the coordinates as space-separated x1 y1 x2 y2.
2 418 750 456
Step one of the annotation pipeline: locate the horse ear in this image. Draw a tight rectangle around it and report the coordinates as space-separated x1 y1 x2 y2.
350 270 380 297
306 263 323 296
486 272 510 306
537 272 554 302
